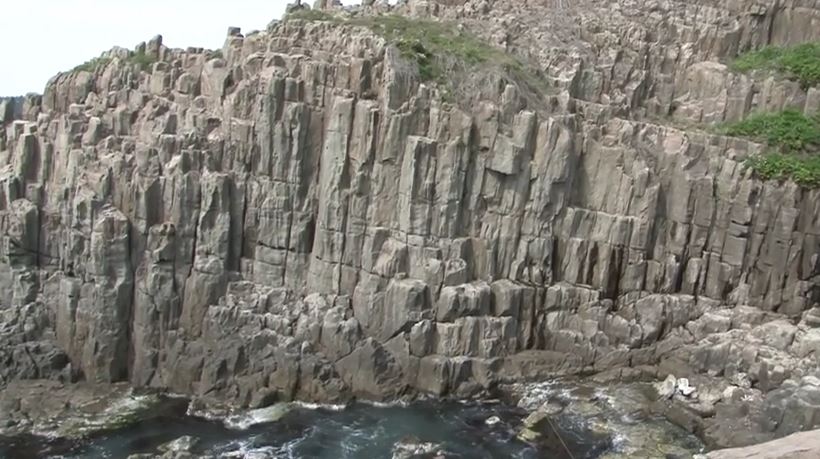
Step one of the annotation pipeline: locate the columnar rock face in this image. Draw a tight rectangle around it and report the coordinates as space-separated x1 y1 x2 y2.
1 0 820 441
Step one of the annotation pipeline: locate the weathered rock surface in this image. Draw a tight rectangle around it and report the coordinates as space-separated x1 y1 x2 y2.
0 380 172 439
1 0 820 451
392 437 450 459
512 380 703 458
706 428 820 459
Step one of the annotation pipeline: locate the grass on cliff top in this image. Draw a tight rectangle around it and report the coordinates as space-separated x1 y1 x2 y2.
72 50 158 73
731 41 820 88
284 9 545 96
285 8 340 22
719 110 820 187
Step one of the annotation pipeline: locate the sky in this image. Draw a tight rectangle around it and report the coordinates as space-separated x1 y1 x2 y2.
0 0 356 97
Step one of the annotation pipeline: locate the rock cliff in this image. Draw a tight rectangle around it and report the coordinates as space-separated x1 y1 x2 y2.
2 0 820 449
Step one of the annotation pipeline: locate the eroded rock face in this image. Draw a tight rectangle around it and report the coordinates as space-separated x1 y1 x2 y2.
1 0 820 447
706 428 820 459
0 380 171 439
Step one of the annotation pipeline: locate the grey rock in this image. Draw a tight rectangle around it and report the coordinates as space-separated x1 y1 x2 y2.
0 2 820 452
335 338 405 401
159 435 199 453
655 375 677 400
436 282 491 322
707 429 820 459
392 437 448 459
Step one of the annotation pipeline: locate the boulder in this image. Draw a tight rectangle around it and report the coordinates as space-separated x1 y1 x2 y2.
707 429 820 459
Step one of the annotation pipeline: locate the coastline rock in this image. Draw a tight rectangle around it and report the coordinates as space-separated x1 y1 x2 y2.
707 429 820 459
512 380 704 457
656 375 677 400
0 380 175 439
159 436 199 453
392 437 449 459
1 0 820 453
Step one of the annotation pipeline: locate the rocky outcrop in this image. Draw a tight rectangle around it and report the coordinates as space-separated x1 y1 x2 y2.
0 380 172 439
1 0 820 450
431 0 820 122
706 429 820 459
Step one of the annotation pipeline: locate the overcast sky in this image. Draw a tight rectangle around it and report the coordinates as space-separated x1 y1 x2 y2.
0 0 358 97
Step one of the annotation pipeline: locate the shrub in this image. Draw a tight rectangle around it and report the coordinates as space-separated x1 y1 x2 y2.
284 8 340 23
73 56 112 73
722 110 820 187
128 50 158 72
71 49 157 74
732 42 820 88
284 12 544 91
745 153 820 187
351 15 516 84
720 110 820 153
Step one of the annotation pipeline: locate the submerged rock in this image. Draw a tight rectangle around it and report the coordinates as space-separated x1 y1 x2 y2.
223 403 291 430
512 380 704 457
656 375 678 400
159 435 199 453
392 437 449 459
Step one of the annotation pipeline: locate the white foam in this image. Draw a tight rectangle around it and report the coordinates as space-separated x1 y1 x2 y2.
517 381 561 410
610 432 628 451
485 416 502 426
39 392 161 438
186 404 226 421
359 399 409 408
292 401 347 411
220 441 280 459
224 403 291 430
102 393 157 414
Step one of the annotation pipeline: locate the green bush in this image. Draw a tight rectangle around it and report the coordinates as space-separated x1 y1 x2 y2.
285 12 542 91
351 15 519 84
396 38 436 81
745 153 820 187
722 110 820 187
284 8 340 22
732 42 820 88
71 50 157 74
719 110 820 188
73 56 112 73
128 50 158 72
721 110 820 153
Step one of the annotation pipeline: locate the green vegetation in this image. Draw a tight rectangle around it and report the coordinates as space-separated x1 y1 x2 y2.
128 50 158 72
745 153 820 187
73 56 112 73
720 110 820 152
720 110 820 187
359 15 527 84
285 8 339 22
71 50 157 74
284 10 544 94
732 42 820 88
